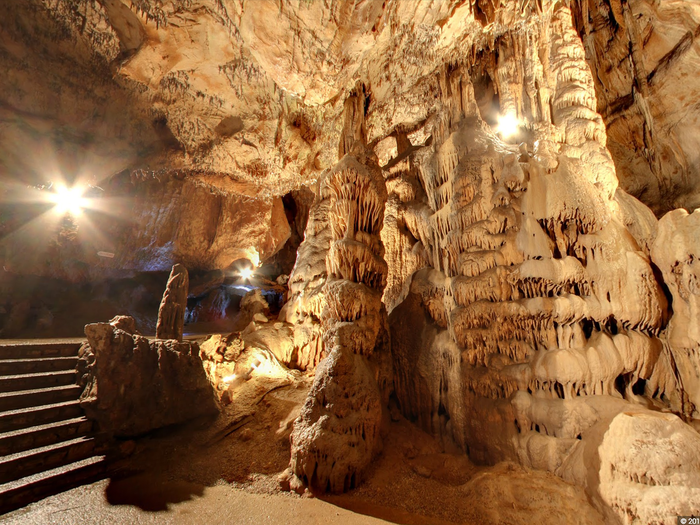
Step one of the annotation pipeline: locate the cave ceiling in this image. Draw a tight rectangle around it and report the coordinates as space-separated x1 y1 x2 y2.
2 0 699 213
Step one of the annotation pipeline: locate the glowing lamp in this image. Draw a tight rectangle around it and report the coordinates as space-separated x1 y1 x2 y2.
239 267 254 281
495 113 520 140
51 185 87 216
222 373 238 383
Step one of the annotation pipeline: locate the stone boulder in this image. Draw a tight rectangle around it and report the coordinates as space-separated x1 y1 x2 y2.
598 411 700 523
79 316 218 437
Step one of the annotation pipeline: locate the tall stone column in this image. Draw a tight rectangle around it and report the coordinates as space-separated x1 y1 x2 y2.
288 141 389 492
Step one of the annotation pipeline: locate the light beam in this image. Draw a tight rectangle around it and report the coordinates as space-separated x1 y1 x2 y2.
495 113 520 140
50 185 87 216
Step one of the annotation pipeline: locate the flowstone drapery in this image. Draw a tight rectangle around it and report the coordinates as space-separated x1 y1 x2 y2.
278 3 700 519
377 3 699 521
287 145 391 493
653 209 700 420
6 0 700 520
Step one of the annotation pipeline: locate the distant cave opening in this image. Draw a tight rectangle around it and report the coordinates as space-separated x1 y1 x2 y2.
266 188 313 277
183 257 285 334
472 70 500 128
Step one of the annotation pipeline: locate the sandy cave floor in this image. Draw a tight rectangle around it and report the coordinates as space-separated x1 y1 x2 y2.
1 372 606 525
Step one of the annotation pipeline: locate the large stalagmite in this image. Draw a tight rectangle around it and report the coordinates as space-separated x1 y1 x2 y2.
287 93 391 493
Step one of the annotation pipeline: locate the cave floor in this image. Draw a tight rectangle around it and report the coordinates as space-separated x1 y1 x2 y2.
0 371 605 525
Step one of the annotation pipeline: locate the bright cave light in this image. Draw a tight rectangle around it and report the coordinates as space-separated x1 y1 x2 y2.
495 113 520 140
50 185 87 216
222 373 238 383
239 267 254 281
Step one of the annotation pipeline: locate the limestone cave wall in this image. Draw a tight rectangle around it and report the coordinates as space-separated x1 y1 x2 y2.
2 0 700 522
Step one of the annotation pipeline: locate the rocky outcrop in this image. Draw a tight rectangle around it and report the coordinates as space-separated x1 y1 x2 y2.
3 0 699 284
79 316 218 437
271 0 700 515
156 263 188 341
652 209 700 420
598 410 700 522
371 2 698 521
4 0 700 519
571 0 700 215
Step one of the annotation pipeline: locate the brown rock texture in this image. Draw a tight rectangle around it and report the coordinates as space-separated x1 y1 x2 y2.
229 0 700 516
0 173 290 281
3 0 700 520
2 0 699 283
155 263 188 341
598 410 700 521
652 209 700 419
79 316 218 437
571 0 700 214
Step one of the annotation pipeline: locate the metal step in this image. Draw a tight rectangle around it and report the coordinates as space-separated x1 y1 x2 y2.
0 417 93 456
0 385 82 412
0 356 79 376
0 400 84 434
0 370 78 393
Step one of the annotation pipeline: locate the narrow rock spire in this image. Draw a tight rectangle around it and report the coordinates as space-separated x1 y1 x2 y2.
156 263 189 341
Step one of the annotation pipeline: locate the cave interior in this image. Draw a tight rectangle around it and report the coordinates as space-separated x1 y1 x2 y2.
1 0 700 523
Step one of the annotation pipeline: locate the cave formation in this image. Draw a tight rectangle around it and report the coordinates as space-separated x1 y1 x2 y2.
1 0 700 523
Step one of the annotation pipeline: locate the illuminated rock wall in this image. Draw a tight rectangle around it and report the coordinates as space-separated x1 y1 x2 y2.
3 1 700 519
282 2 700 520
